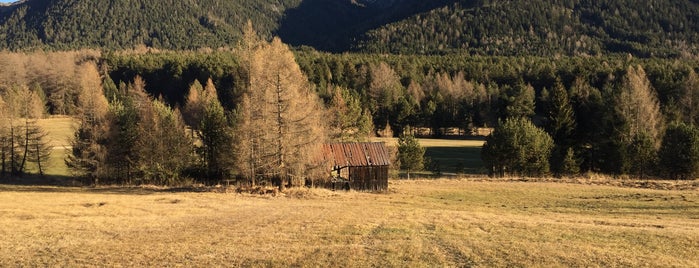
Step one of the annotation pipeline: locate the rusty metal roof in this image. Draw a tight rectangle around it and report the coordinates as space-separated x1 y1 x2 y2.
323 142 391 168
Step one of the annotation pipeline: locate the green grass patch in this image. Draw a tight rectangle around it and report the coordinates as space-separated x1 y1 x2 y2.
374 137 486 174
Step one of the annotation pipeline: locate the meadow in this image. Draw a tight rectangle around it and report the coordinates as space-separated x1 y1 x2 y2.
27 118 486 181
0 179 697 267
373 137 486 175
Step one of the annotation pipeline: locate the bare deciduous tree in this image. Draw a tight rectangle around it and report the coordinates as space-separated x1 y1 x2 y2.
680 69 699 126
236 37 327 189
616 65 664 148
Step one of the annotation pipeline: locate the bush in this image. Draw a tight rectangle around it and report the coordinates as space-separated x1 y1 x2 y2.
482 118 554 177
659 123 699 180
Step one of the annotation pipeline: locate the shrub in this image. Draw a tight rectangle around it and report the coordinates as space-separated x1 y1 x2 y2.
482 118 554 177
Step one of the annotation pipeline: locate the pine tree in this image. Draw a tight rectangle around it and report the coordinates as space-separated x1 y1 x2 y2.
546 79 576 145
198 95 234 182
501 81 535 120
659 123 699 180
397 131 425 179
482 118 554 177
546 79 578 176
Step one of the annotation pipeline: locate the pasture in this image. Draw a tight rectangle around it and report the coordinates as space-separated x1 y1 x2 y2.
373 137 486 174
34 117 78 178
0 179 697 267
26 118 486 183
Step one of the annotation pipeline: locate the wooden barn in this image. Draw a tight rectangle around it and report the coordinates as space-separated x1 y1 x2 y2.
322 142 391 191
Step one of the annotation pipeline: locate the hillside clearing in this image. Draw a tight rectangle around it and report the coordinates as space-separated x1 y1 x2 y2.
0 179 697 267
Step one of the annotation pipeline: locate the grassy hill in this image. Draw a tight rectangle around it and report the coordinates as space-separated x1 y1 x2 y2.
1 179 697 266
2 0 699 56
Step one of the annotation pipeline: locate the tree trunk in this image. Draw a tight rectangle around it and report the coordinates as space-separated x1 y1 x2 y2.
1 138 5 176
35 142 43 176
10 124 17 175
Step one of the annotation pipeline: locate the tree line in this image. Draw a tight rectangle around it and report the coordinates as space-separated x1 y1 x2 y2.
3 37 699 183
66 25 331 188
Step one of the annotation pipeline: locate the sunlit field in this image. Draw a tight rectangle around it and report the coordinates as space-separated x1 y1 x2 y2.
1 179 697 267
28 118 486 181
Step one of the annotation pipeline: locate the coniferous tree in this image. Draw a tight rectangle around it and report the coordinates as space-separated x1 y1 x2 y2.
500 81 535 120
66 62 110 183
659 123 699 180
236 36 327 189
616 65 664 176
25 121 52 176
368 62 403 133
617 65 664 147
397 131 425 179
198 94 235 182
680 69 699 126
482 118 554 177
328 86 371 141
546 79 578 176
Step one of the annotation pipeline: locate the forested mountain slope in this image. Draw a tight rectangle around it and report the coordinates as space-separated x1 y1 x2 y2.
0 0 301 50
357 0 699 57
1 0 699 57
0 0 442 51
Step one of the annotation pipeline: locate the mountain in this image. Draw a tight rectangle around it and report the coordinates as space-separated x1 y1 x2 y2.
0 0 300 50
356 0 699 57
0 0 443 51
1 0 699 57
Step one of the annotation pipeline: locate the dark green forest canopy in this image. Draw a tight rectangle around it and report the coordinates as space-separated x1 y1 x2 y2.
104 50 699 114
358 0 699 57
1 0 699 57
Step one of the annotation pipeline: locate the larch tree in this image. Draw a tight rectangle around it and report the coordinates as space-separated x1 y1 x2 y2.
67 62 111 182
0 95 11 176
328 86 371 141
680 69 699 126
368 62 403 133
236 37 327 189
197 83 235 182
0 85 50 176
617 65 664 146
182 80 205 140
616 65 664 177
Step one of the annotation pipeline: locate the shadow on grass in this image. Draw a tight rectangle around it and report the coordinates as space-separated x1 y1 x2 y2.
424 146 485 174
0 174 209 195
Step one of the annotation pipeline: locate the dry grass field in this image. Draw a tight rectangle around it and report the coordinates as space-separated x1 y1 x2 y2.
1 179 697 267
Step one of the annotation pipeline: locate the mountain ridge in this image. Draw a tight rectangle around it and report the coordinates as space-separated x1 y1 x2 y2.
1 0 698 57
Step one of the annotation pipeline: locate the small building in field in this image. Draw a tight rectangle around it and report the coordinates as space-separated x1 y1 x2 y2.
322 142 390 191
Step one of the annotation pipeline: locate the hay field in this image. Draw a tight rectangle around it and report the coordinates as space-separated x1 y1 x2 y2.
1 179 697 267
